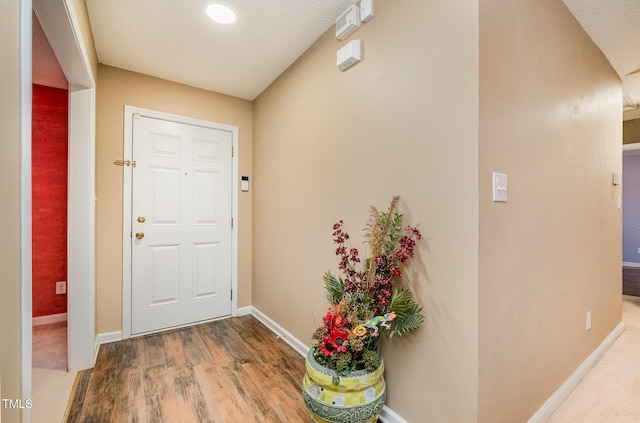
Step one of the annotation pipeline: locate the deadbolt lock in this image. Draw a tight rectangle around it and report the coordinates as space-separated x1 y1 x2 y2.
137 216 146 223
135 232 145 240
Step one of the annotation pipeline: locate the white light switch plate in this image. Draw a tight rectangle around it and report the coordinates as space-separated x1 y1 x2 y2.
493 172 507 202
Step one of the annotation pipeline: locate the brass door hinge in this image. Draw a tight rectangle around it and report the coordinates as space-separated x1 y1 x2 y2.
114 159 136 167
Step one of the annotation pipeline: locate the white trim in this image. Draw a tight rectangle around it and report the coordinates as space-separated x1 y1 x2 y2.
33 313 67 326
67 88 96 371
231 127 239 317
527 321 625 422
122 108 133 339
250 306 310 357
622 261 640 268
33 0 94 89
20 4 33 422
236 306 252 316
93 331 123 362
378 407 409 423
249 306 407 423
121 106 239 339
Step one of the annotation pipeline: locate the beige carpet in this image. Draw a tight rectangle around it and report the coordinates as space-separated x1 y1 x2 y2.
32 367 77 423
546 296 640 423
32 321 67 370
32 321 77 423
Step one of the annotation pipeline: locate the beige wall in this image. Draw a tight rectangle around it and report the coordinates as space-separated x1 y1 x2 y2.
96 65 253 334
253 1 479 421
71 0 99 82
0 1 27 422
479 0 622 421
623 118 640 144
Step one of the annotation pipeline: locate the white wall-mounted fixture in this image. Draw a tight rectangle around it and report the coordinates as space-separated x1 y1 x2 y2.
206 3 237 24
336 4 360 40
337 39 362 71
492 172 508 202
613 171 622 185
361 0 375 22
241 176 249 192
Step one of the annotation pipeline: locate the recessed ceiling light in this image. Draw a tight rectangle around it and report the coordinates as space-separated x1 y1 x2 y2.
206 3 237 24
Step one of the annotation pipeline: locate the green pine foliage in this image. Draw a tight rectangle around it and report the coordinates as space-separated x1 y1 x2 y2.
323 271 345 304
388 288 424 338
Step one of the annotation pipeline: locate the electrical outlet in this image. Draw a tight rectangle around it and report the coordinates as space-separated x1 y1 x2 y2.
56 281 66 295
586 311 591 331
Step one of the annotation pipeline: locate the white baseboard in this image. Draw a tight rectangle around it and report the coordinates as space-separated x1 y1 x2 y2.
236 305 252 316
32 313 67 326
622 261 640 268
249 306 407 423
93 330 123 363
249 306 309 357
378 406 409 423
527 321 625 422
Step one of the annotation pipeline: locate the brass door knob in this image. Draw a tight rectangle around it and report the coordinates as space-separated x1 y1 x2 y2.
135 232 145 240
137 216 146 223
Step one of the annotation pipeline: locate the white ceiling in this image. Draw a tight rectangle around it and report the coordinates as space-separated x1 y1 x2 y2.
33 1 640 115
562 0 640 118
84 0 356 101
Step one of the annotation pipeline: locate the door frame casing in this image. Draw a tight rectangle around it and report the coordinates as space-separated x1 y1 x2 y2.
122 106 239 339
33 0 97 372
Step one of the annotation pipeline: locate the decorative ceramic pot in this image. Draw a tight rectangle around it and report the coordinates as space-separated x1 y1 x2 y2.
301 349 386 423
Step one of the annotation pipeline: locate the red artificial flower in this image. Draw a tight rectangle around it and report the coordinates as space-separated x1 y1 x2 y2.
323 305 347 330
327 329 349 354
323 313 335 328
319 341 335 357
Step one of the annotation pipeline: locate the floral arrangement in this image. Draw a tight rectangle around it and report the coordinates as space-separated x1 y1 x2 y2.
311 196 424 376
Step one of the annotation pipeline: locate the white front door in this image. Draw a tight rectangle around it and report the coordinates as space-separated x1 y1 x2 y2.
131 115 232 335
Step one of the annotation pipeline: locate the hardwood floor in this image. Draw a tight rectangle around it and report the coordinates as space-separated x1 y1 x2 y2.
66 315 311 423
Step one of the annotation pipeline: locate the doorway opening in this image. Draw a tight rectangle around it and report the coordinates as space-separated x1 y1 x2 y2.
32 13 70 371
30 11 76 422
33 0 96 374
31 80 69 371
622 142 640 297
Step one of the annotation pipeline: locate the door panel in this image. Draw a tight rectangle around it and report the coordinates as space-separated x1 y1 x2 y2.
149 167 181 224
148 244 180 305
193 242 219 298
131 115 232 335
193 170 219 224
